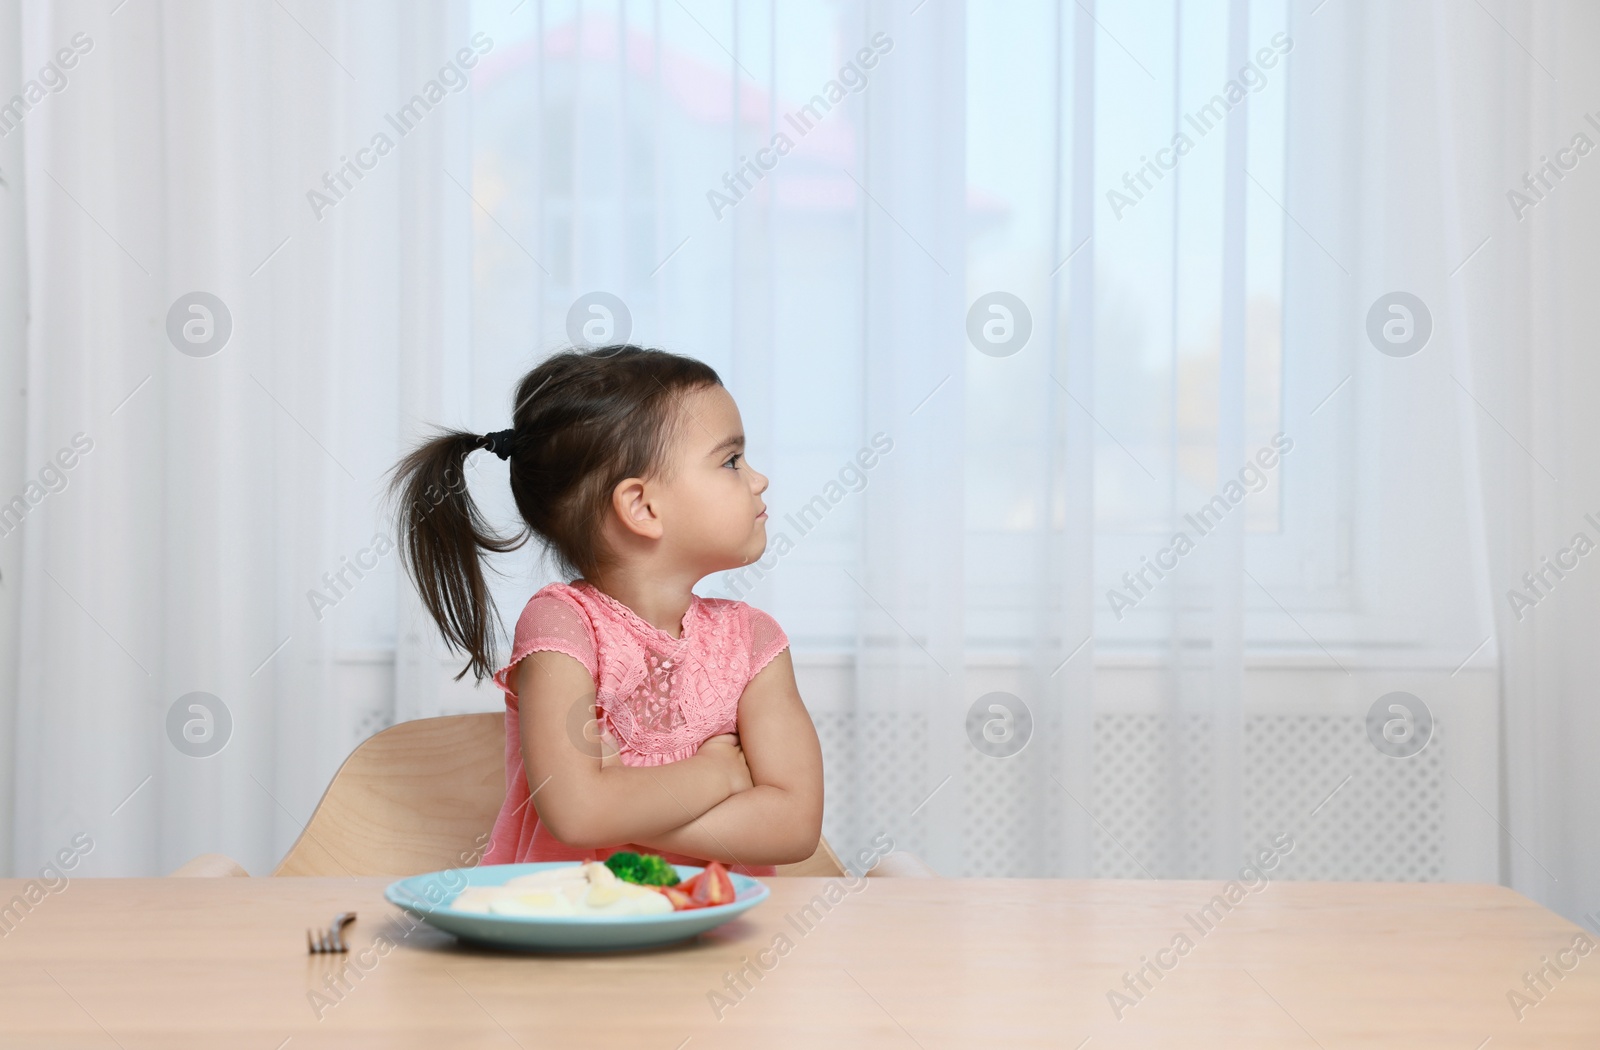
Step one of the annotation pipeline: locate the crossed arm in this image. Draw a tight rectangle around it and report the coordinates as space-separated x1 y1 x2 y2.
514 647 824 867
627 649 823 866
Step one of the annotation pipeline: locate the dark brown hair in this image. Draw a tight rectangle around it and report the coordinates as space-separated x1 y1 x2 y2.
386 345 722 682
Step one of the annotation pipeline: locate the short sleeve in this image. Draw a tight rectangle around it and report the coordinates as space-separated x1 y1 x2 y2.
492 590 598 696
745 605 790 682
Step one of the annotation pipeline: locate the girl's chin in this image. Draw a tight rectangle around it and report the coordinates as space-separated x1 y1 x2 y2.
719 536 769 571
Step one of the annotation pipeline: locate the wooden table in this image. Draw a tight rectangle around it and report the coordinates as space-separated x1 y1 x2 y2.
0 875 1596 1048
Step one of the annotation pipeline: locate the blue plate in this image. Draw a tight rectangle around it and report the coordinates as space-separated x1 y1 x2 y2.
383 862 769 951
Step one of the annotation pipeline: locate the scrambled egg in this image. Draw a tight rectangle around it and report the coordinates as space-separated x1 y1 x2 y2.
449 861 673 918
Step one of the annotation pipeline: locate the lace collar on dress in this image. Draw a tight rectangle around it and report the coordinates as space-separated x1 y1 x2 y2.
570 580 707 646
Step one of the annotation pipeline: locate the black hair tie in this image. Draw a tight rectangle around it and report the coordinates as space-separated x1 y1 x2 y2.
481 428 519 460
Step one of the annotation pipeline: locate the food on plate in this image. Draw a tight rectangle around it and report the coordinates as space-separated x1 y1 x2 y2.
649 861 736 911
604 851 681 887
443 858 741 918
447 861 672 918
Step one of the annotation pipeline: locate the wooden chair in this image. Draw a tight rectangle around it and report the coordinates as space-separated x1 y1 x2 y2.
170 712 936 879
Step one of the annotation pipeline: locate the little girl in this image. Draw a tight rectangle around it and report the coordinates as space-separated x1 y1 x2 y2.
388 345 824 877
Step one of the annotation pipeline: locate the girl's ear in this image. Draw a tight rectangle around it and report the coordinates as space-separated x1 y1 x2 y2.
611 476 664 540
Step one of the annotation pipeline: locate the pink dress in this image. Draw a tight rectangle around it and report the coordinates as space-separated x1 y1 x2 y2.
481 580 790 877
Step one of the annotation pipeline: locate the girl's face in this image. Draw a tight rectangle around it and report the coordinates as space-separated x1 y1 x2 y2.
654 385 770 574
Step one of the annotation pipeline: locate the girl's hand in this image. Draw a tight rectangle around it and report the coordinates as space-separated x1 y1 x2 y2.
699 732 754 794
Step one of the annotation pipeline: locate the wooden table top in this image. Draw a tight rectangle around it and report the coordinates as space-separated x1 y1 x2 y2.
0 875 1596 1048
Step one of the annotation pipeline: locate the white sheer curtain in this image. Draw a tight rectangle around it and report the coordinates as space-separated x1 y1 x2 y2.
0 0 475 877
1430 0 1600 921
2 0 1597 928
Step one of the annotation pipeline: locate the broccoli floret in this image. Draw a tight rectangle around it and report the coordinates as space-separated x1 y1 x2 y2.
604 851 681 886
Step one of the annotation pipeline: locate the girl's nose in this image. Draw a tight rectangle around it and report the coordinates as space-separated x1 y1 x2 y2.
750 466 769 495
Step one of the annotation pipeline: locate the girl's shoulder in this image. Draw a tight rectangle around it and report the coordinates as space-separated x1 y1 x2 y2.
693 594 775 625
512 580 593 630
494 583 600 693
530 579 587 605
693 596 788 660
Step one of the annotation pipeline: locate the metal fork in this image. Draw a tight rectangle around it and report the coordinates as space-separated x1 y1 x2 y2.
306 912 356 954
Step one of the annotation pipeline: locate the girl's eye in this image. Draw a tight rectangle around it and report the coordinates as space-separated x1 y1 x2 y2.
724 453 743 469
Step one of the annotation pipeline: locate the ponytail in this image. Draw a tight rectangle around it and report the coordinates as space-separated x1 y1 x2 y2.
386 429 527 682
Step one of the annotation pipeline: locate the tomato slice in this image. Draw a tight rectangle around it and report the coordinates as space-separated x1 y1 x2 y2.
707 863 735 905
689 861 735 906
655 885 699 911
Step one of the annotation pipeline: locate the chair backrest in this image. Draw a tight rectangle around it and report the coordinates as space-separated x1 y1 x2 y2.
273 712 845 878
273 713 505 876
